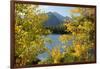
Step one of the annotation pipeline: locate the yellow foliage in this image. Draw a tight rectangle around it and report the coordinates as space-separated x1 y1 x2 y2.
70 8 80 13
59 35 72 43
73 44 86 57
51 47 61 63
59 35 68 42
64 23 77 34
74 44 81 56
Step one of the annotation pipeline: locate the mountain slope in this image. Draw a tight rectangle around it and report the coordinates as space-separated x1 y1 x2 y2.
44 12 70 34
44 12 64 27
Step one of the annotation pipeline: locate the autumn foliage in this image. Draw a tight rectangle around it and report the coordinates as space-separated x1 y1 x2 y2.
15 3 95 67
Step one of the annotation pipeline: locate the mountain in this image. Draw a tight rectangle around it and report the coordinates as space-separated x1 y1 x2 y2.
53 12 65 22
53 12 71 21
44 12 71 34
44 12 65 27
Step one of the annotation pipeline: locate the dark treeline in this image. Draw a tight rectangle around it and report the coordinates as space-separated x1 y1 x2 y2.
44 24 70 34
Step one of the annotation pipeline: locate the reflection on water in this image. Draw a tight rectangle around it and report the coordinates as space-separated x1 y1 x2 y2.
37 34 73 60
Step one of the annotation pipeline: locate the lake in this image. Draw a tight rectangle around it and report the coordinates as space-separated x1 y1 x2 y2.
37 34 73 60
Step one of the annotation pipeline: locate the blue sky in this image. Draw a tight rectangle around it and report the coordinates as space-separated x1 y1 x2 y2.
38 5 75 17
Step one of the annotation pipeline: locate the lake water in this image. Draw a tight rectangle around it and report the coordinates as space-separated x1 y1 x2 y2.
37 34 73 60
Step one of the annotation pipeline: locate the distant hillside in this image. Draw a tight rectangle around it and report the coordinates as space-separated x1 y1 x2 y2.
44 12 71 34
